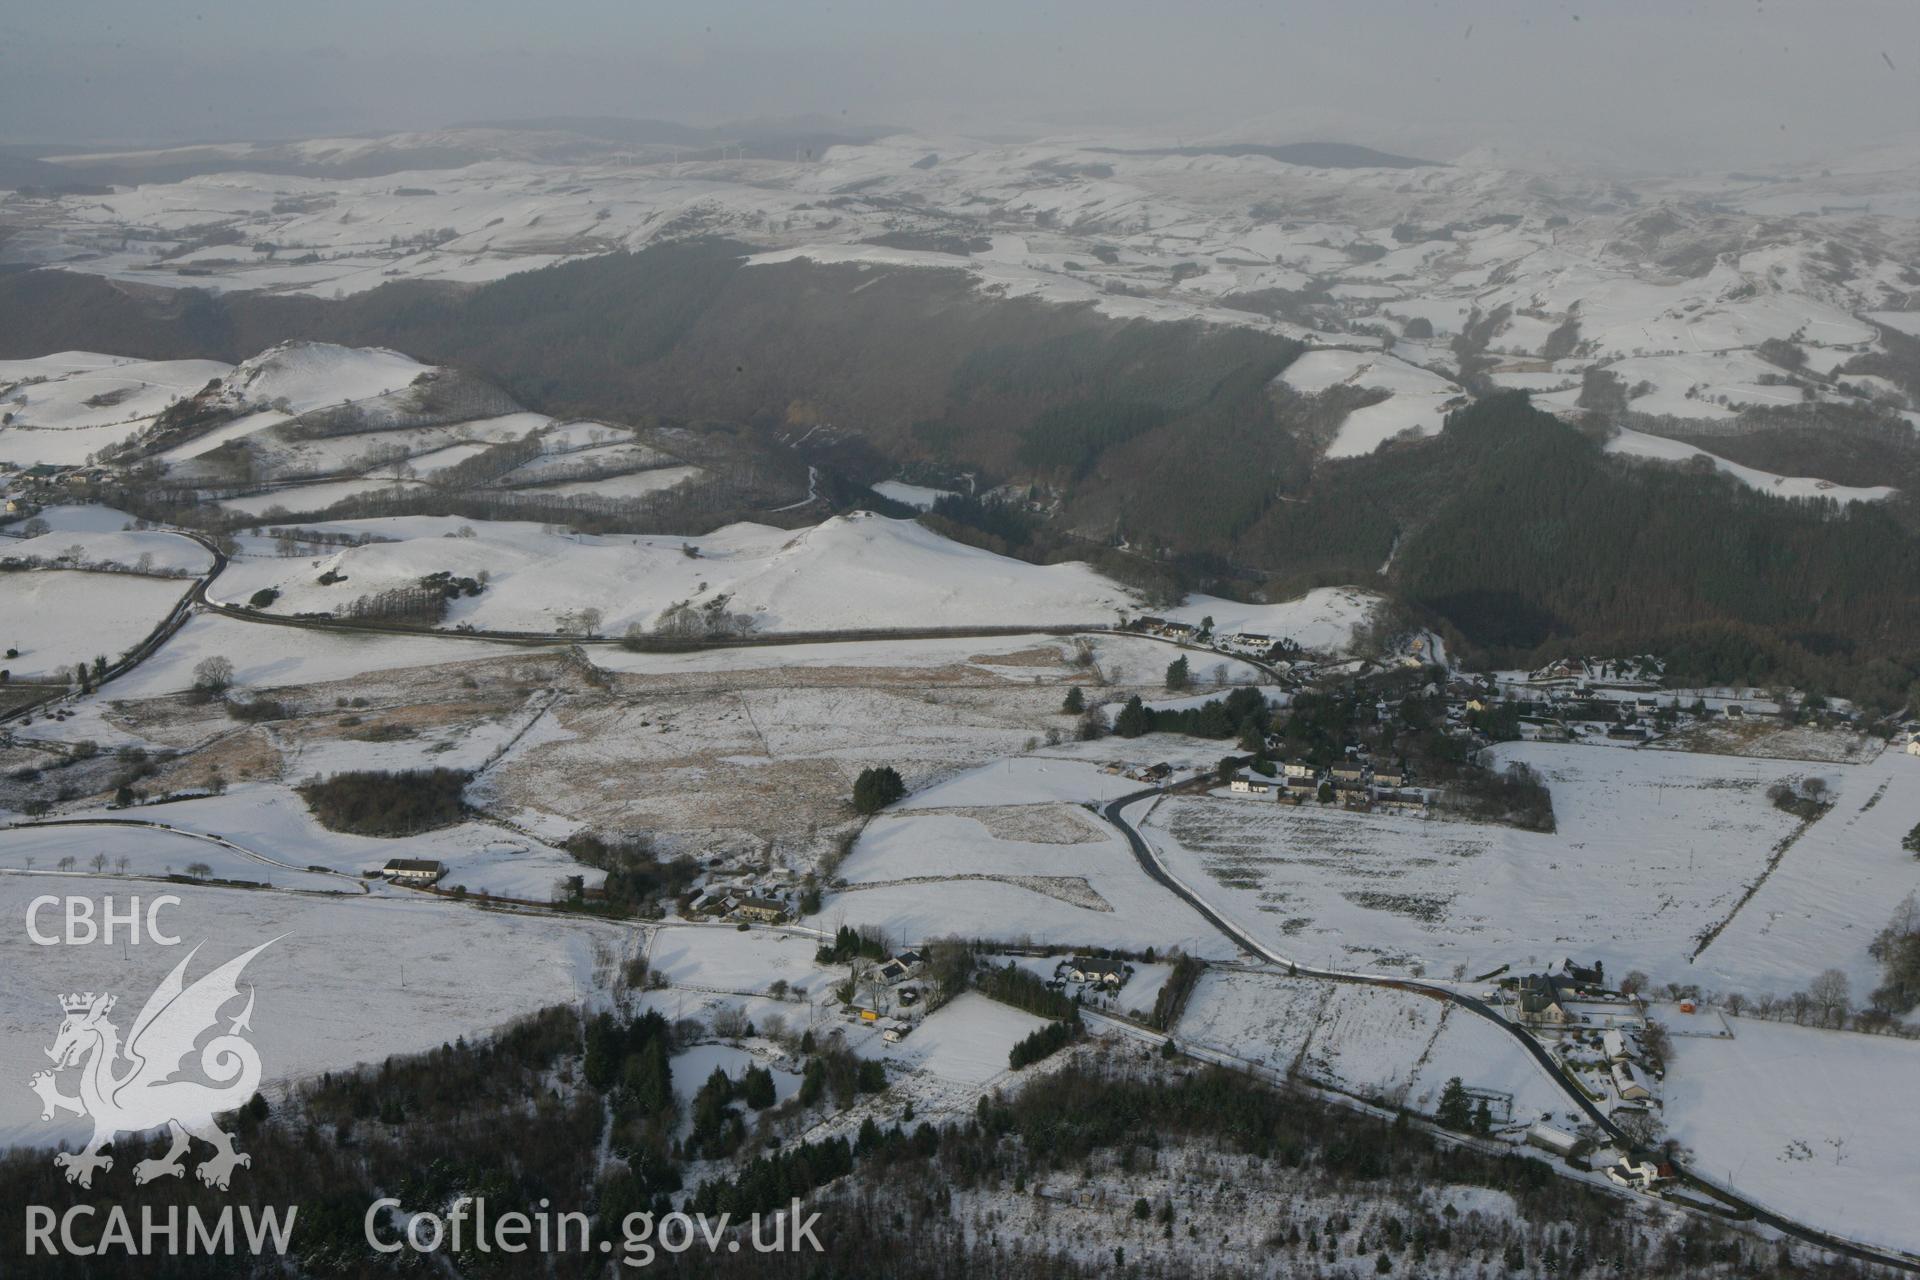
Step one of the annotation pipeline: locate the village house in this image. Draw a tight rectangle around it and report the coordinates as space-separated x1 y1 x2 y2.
1603 1028 1632 1062
1066 957 1125 986
383 858 446 885
1515 973 1573 1025
1282 760 1317 781
1606 1157 1671 1191
875 957 912 985
1229 773 1275 796
732 896 787 924
1611 1061 1652 1101
1328 764 1366 784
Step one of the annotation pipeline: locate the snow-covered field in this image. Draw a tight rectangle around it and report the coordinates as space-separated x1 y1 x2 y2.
1279 348 1465 457
0 825 343 893
1698 748 1920 1000
879 992 1044 1086
0 354 230 465
196 507 1376 650
98 612 550 698
1175 971 1573 1128
2 526 210 576
13 789 604 900
1143 742 1898 995
208 512 1143 633
647 925 825 997
0 571 190 678
1606 426 1896 504
1665 1016 1920 1254
871 480 958 510
833 805 1227 956
0 874 628 1148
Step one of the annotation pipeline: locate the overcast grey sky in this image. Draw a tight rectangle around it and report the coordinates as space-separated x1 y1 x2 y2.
3 0 1917 169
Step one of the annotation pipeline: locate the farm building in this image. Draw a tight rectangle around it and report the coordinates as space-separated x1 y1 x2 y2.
732 896 787 924
1526 1123 1581 1159
383 858 446 885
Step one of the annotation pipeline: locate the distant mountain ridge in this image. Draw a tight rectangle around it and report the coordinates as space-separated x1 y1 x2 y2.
1090 140 1441 169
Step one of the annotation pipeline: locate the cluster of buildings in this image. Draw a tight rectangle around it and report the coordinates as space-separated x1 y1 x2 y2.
1126 615 1301 664
852 947 927 1041
689 871 798 924
1228 758 1427 814
1053 955 1128 988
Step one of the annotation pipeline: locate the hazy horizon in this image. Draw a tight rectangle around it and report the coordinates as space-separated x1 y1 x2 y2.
3 0 1918 172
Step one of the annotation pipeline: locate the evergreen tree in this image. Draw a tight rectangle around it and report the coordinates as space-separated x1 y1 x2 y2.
852 766 906 814
1436 1076 1471 1130
1165 655 1191 690
1061 685 1085 714
1114 695 1150 738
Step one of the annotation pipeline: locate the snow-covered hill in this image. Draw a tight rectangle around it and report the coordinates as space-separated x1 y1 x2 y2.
210 509 1380 648
9 127 1917 482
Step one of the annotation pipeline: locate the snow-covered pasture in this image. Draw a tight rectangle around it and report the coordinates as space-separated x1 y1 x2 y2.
26 789 603 901
0 354 230 465
1665 1016 1920 1255
99 613 551 698
0 571 190 679
878 992 1045 1087
830 774 1233 956
0 875 630 1148
2 527 210 576
646 925 825 998
1144 743 1880 993
1174 971 1573 1128
0 825 342 893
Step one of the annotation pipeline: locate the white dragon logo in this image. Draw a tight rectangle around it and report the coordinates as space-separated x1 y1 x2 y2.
28 938 277 1190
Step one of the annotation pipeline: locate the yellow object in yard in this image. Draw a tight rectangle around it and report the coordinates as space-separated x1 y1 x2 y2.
859 1009 878 1022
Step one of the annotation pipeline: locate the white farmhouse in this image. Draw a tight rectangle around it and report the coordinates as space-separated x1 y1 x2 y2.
383 857 446 885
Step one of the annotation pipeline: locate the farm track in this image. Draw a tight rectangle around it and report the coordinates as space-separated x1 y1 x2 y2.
1100 788 1920 1274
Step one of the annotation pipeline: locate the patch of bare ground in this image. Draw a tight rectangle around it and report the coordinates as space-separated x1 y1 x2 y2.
1652 718 1883 763
904 803 1107 844
142 726 285 795
965 643 1072 668
836 873 1112 911
480 679 1078 863
598 660 1040 695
